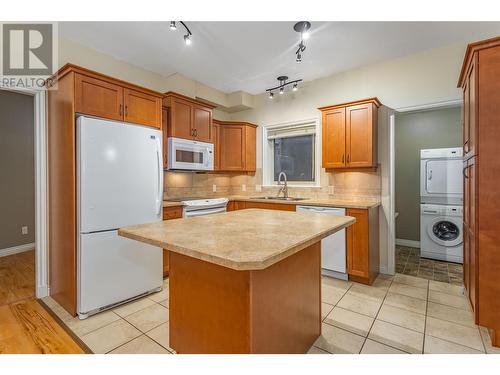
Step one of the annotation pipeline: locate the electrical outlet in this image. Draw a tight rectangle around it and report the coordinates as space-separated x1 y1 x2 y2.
242 184 246 192
212 184 217 192
255 184 262 192
22 226 28 235
328 186 334 195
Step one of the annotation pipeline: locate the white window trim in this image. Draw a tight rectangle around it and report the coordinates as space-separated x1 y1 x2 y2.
262 117 321 188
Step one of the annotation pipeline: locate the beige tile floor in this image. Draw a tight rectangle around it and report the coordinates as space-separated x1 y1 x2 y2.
43 274 498 354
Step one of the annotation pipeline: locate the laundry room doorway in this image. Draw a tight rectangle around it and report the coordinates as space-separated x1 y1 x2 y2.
393 101 464 285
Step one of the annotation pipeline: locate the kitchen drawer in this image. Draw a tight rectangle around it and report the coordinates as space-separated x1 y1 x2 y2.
163 206 183 220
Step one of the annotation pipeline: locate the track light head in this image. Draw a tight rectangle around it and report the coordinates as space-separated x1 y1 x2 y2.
296 54 302 63
292 83 298 91
269 91 274 99
170 21 177 30
279 87 284 94
184 34 192 45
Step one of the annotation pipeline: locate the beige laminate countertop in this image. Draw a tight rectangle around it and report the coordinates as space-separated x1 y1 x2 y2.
163 196 380 209
119 209 355 271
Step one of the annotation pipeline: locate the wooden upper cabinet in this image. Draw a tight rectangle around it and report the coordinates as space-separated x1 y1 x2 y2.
168 96 194 139
75 73 123 121
124 88 162 129
322 108 346 168
220 124 245 170
212 121 221 170
162 106 169 167
163 92 215 142
193 105 212 142
319 98 380 169
72 66 162 128
346 103 377 168
214 120 257 172
462 55 477 160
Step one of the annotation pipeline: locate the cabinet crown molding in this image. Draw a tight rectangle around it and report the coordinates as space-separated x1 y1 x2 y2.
457 36 500 88
318 97 381 112
48 63 163 97
163 91 217 109
213 119 258 128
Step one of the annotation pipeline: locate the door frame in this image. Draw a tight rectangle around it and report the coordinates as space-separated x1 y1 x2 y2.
390 99 462 274
1 86 49 298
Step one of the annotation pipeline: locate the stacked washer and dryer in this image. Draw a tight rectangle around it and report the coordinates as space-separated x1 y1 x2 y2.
420 148 463 264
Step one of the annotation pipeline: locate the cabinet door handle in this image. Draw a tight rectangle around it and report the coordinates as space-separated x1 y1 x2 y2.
464 139 469 153
125 105 128 117
463 166 469 179
194 129 197 137
119 104 123 116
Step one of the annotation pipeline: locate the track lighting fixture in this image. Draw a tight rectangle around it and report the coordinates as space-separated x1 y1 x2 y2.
293 21 311 63
266 76 302 99
169 21 193 46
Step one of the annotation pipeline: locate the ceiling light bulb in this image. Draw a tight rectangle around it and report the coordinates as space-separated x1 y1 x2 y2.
170 21 177 30
279 87 284 94
302 31 310 40
269 92 274 99
184 34 192 45
292 83 298 91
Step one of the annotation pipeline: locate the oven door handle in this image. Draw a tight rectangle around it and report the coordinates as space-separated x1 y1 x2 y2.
184 206 226 217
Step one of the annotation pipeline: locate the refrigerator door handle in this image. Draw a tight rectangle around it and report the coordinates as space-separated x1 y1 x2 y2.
155 136 163 216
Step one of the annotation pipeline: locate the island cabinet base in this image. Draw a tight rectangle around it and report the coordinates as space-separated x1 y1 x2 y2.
169 242 321 354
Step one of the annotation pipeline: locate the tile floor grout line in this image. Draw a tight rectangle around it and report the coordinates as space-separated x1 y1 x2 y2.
359 275 394 353
424 332 485 353
69 311 123 339
105 333 146 354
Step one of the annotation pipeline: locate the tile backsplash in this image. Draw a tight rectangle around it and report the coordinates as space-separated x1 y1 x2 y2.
163 167 381 200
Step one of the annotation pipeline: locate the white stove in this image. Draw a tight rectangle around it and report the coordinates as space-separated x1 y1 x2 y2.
174 197 229 217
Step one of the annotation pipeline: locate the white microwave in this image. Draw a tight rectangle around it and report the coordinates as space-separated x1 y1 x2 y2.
167 137 214 171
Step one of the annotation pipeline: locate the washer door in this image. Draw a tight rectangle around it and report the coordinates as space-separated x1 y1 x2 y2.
427 217 463 247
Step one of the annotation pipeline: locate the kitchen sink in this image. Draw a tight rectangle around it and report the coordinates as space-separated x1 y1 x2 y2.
250 196 308 201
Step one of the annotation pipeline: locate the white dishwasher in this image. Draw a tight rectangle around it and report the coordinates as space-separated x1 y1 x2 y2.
297 206 347 280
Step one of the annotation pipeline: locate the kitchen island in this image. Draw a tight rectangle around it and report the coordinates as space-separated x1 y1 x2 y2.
118 209 355 354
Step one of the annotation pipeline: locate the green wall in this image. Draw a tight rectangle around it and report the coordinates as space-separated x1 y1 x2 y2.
395 107 462 242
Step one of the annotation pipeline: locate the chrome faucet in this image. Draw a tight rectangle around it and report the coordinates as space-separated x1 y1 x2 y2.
277 171 288 198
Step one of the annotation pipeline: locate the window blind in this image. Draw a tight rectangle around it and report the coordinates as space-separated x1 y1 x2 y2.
266 121 316 140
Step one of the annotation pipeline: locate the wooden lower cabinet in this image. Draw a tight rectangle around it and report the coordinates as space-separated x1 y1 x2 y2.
162 206 183 277
346 207 379 285
229 201 296 212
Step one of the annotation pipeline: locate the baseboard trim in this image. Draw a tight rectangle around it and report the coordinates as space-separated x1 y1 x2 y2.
0 242 35 257
396 238 420 248
36 285 49 299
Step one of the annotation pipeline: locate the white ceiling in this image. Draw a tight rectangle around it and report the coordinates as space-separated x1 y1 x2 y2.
59 22 500 94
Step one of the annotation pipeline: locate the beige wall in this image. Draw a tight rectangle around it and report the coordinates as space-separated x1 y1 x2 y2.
223 42 466 199
59 38 245 113
395 107 462 242
0 90 35 250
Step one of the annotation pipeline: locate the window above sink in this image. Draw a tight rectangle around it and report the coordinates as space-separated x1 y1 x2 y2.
262 118 321 188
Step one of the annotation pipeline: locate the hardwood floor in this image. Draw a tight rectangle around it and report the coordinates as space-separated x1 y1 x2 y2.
0 299 85 353
0 250 85 353
0 250 35 306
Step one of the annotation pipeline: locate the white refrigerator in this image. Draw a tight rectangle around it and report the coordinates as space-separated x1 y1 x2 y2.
77 116 164 319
